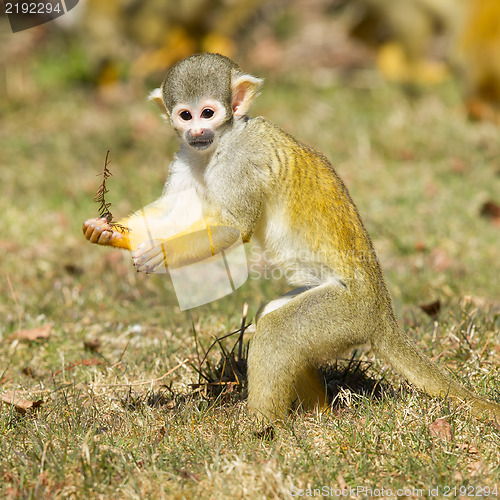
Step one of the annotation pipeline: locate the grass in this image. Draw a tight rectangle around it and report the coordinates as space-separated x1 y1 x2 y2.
1 32 500 499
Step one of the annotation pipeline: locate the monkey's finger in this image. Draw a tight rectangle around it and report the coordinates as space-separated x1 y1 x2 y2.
133 251 155 267
132 240 161 261
90 228 112 244
83 218 110 236
133 241 168 272
83 219 98 238
84 220 112 244
83 217 110 228
136 262 158 274
96 230 114 245
135 258 162 273
84 224 101 242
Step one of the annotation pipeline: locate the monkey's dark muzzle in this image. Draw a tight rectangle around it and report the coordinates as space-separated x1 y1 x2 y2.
186 128 215 151
188 139 214 151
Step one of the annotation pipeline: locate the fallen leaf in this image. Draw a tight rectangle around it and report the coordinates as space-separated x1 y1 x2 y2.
79 358 102 367
177 468 200 482
429 418 453 440
480 200 500 219
153 426 167 445
84 339 101 351
419 300 441 318
480 201 500 226
425 182 439 197
468 460 484 477
429 247 452 272
22 367 34 377
457 443 479 454
414 241 427 252
337 473 348 491
1 392 43 414
50 358 104 379
397 149 415 161
450 157 466 174
254 425 275 440
12 324 51 341
0 239 20 252
64 263 83 276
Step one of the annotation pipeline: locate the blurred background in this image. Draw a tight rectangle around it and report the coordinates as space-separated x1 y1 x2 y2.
1 0 499 325
4 0 500 116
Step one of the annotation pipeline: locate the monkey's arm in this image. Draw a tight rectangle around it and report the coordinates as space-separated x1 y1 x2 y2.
83 217 131 250
83 214 242 272
132 222 242 273
83 193 251 272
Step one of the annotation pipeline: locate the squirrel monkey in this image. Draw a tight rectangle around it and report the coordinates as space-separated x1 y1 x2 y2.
83 53 500 421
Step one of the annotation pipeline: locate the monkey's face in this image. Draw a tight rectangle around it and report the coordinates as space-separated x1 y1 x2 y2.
171 99 228 152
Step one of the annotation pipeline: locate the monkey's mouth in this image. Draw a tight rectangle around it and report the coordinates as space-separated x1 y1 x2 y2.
188 139 214 151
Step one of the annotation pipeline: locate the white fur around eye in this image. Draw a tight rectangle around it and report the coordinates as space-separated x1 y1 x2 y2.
171 103 194 129
195 100 227 126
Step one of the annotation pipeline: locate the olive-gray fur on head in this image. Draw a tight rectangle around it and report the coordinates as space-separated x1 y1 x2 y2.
161 53 241 118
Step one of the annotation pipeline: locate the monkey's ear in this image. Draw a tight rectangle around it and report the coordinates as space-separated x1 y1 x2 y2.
231 74 263 117
148 88 169 116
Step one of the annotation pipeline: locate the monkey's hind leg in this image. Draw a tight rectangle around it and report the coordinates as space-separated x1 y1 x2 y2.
247 283 365 421
247 330 327 420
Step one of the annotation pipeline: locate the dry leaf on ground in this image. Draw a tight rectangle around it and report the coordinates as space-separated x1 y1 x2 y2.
1 392 43 414
12 324 51 341
480 201 500 226
429 418 453 440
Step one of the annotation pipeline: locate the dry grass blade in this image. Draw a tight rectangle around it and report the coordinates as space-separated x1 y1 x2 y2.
90 358 190 388
189 304 250 403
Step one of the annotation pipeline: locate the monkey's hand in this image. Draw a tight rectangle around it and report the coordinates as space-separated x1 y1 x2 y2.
132 240 167 274
83 217 131 250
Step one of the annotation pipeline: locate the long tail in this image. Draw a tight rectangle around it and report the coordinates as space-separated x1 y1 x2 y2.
372 318 500 420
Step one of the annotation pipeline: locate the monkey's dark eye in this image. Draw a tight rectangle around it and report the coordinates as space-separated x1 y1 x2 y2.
201 108 215 119
179 110 192 121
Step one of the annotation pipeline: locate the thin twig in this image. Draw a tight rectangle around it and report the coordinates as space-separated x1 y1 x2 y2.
237 303 248 362
6 274 23 330
94 150 129 233
111 338 131 367
198 326 249 370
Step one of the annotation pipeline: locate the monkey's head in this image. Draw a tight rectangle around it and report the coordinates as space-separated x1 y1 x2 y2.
149 53 263 152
